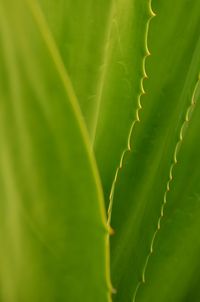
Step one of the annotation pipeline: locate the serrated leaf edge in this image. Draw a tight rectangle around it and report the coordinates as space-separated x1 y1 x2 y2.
107 0 156 226
132 74 200 302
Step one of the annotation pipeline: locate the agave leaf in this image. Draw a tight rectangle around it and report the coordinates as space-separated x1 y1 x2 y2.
110 0 200 301
0 0 110 301
137 77 200 302
38 0 111 135
38 0 151 206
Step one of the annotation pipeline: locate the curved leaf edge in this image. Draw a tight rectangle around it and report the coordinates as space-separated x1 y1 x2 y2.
107 0 156 225
132 73 200 301
8 0 112 299
26 0 108 225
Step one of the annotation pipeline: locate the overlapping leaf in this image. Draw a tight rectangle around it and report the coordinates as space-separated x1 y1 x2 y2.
0 0 110 301
110 0 200 301
136 77 200 302
0 0 199 301
38 0 151 206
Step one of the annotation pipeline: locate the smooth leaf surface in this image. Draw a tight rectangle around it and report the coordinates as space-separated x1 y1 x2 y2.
38 0 111 134
0 0 110 301
38 0 151 206
110 0 200 301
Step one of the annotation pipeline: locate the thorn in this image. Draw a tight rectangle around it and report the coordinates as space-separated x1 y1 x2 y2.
136 111 140 122
141 87 145 94
138 99 142 109
141 85 146 95
108 226 115 235
164 192 167 203
143 69 148 78
167 181 170 191
149 4 156 17
169 166 173 179
150 11 156 18
111 287 117 294
157 219 161 230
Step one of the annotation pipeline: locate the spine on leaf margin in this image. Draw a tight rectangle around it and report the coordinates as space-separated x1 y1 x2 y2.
107 0 156 296
133 73 200 301
107 0 156 226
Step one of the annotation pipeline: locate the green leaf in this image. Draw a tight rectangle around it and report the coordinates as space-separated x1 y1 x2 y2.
38 0 111 134
0 0 110 301
110 0 200 300
136 76 200 302
38 0 151 207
